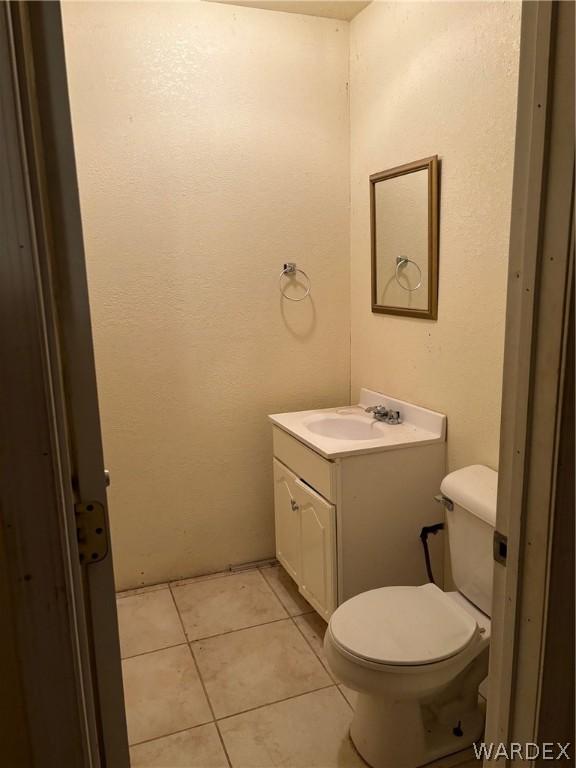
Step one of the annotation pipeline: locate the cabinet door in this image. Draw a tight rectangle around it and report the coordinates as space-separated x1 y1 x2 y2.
272 459 301 581
294 478 337 620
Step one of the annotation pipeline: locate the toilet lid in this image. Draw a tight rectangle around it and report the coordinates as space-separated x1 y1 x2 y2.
329 584 478 666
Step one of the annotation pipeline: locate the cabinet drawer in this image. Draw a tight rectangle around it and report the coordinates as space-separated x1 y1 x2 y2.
272 427 336 502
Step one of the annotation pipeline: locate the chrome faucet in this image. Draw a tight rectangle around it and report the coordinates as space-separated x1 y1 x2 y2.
365 404 402 424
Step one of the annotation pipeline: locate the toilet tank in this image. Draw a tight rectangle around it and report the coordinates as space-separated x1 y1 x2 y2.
441 465 498 617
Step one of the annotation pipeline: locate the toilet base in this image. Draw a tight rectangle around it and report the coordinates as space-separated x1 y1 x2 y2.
349 692 485 768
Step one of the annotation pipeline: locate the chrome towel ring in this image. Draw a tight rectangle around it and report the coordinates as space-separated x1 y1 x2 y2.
279 262 311 301
395 256 422 291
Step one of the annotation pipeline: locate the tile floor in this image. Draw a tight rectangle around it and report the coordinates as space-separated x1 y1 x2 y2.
118 564 481 768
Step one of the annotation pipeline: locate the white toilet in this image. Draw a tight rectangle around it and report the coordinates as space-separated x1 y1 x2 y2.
324 465 497 768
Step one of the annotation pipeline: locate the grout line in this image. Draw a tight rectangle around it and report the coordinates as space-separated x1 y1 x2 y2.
121 641 188 662
258 566 314 618
167 585 233 768
230 557 277 572
128 720 215 749
170 569 239 590
213 720 234 768
116 582 170 600
214 682 338 723
170 562 276 591
335 684 354 711
185 616 292 644
278 597 350 705
167 585 215 717
289 613 338 683
251 568 290 618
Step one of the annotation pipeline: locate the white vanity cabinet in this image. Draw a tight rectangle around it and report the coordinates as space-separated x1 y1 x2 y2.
273 458 336 619
270 390 448 621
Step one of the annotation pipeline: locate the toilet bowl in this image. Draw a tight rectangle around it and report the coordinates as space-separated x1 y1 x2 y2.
323 465 497 768
325 585 490 767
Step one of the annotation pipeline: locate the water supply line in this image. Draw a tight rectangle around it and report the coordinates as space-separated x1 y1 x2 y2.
419 522 444 584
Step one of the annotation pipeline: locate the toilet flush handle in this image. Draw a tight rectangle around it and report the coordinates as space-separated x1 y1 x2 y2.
434 493 453 512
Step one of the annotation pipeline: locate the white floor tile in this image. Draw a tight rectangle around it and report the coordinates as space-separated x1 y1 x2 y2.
219 687 366 767
192 619 332 718
122 645 212 745
172 570 287 641
129 723 229 767
117 588 185 658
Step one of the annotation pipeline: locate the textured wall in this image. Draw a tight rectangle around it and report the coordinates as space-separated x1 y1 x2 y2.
62 1 350 589
62 0 520 590
349 1 520 472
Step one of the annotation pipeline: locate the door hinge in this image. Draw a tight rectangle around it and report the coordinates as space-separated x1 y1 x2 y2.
493 530 508 566
75 501 109 564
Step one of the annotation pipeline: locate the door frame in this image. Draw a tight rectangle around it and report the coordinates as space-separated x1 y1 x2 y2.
1 2 129 766
0 3 98 766
0 0 573 766
484 0 574 759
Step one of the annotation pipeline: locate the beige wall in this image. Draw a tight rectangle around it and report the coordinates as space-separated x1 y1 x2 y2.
349 1 520 472
62 1 350 590
63 0 520 590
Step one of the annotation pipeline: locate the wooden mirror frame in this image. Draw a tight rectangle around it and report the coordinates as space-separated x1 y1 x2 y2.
370 155 439 320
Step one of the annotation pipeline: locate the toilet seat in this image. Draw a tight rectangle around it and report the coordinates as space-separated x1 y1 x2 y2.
329 583 478 666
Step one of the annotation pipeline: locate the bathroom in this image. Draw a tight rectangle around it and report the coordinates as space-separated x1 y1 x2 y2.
62 1 519 765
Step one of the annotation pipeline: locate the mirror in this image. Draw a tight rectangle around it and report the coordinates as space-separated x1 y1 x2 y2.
370 156 439 319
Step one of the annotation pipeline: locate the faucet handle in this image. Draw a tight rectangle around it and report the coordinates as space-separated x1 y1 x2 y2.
365 404 388 415
366 404 402 424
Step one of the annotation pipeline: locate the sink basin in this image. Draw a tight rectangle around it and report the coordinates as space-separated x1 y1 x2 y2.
304 415 386 441
269 389 446 458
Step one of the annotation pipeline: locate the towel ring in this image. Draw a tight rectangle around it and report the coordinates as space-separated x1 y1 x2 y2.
395 256 422 292
279 263 311 301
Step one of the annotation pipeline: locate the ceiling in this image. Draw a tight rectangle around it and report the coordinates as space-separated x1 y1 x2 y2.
205 1 372 22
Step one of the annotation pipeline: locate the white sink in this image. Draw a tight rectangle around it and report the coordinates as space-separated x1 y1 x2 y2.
304 414 387 441
269 389 446 458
